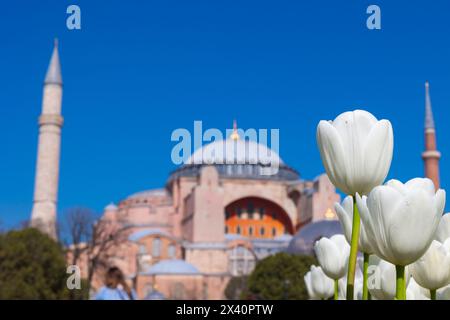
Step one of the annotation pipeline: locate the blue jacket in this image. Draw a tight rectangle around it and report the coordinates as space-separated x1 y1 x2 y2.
94 286 137 300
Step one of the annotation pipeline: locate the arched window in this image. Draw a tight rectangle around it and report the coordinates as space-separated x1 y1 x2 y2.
139 244 147 254
259 207 265 216
236 226 241 234
168 244 176 259
272 227 277 237
152 237 161 257
228 245 256 276
260 227 265 236
247 202 254 214
248 226 253 236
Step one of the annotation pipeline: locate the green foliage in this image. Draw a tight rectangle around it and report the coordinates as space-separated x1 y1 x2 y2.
246 252 317 300
224 276 248 300
0 228 69 299
65 278 90 300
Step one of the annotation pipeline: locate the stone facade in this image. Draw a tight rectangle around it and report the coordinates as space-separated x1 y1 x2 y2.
84 143 340 299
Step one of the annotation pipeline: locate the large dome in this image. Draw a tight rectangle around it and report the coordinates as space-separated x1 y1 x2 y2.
186 139 284 166
168 136 299 182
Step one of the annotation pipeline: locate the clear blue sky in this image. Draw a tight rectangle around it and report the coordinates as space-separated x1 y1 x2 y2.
0 1 449 228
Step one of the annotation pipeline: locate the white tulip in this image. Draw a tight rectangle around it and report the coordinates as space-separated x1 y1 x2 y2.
335 195 373 254
407 278 430 300
304 265 334 300
437 284 450 300
314 234 350 280
357 178 446 266
436 213 450 242
316 109 393 196
367 255 411 300
411 239 450 291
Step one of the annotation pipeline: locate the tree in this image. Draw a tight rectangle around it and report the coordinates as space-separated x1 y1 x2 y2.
245 252 317 300
0 228 68 299
224 276 248 300
62 207 127 291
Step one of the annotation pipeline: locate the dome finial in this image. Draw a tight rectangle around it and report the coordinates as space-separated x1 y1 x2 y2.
230 119 240 140
325 208 336 220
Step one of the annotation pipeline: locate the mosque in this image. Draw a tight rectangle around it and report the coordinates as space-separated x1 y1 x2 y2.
29 42 441 300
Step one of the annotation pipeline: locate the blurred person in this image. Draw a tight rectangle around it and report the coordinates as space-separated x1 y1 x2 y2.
94 267 137 300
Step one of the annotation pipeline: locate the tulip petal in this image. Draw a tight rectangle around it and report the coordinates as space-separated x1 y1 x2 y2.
332 111 374 194
356 193 378 253
435 190 446 217
436 214 450 242
405 178 436 196
362 120 393 195
317 120 349 194
366 186 408 263
387 189 439 265
334 196 353 244
385 179 408 195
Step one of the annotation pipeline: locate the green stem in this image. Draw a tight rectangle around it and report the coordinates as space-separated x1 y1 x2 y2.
362 253 369 300
430 289 436 300
346 196 360 300
334 279 339 300
395 265 406 300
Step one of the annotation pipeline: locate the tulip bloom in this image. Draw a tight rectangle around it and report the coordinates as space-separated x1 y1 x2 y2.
367 255 411 300
335 195 373 299
314 235 350 299
436 213 450 242
317 109 393 299
304 265 335 300
411 239 450 299
316 110 393 197
407 278 430 300
437 285 450 300
357 178 446 299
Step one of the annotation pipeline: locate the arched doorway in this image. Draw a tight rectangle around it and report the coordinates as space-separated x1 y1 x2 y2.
224 197 294 239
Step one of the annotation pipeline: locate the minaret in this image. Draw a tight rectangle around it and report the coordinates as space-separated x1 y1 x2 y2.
422 81 441 190
30 39 63 238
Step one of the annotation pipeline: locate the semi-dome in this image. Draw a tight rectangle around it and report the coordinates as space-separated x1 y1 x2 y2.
142 259 200 276
145 290 165 300
287 220 343 255
127 189 168 200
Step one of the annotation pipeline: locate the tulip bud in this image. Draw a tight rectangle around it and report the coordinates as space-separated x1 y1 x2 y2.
411 239 450 291
304 265 334 300
357 178 446 266
316 110 393 196
314 234 350 280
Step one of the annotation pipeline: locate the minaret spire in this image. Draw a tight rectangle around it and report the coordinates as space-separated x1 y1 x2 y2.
30 39 64 238
425 81 435 130
422 81 441 190
44 38 63 86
